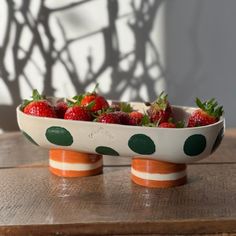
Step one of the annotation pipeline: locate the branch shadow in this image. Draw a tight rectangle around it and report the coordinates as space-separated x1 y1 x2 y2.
0 0 165 131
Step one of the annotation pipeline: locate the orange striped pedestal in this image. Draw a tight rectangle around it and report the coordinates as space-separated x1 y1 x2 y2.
49 149 103 177
131 158 187 188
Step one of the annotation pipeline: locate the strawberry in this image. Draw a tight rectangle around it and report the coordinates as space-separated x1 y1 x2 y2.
159 122 176 128
158 118 184 128
113 111 130 125
64 106 92 121
187 98 223 127
147 92 173 124
108 102 133 125
81 95 109 112
80 84 109 112
22 89 56 118
55 101 68 119
97 113 121 124
129 111 144 126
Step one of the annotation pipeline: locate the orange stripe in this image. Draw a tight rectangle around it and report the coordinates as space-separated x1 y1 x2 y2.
132 158 186 174
49 149 102 164
49 166 103 177
131 174 187 188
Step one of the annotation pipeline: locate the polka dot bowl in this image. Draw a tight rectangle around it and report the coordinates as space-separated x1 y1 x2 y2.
16 102 225 164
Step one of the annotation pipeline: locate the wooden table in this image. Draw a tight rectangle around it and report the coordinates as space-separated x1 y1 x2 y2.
0 130 236 235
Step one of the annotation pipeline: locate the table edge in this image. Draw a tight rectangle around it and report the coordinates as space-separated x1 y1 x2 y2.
0 218 236 235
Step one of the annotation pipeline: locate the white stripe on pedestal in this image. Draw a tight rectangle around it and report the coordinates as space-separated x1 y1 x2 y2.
131 167 187 181
49 159 103 171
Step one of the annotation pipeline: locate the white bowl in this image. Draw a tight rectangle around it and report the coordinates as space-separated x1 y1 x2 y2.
16 102 225 164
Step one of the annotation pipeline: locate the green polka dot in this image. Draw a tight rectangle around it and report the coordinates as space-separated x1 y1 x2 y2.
22 131 38 146
128 134 155 155
46 126 73 146
211 128 224 154
184 134 206 156
95 146 119 156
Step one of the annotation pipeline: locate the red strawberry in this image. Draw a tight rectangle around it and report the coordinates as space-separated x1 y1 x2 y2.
22 89 56 118
64 106 92 121
188 98 223 127
81 93 96 105
55 101 68 119
80 84 109 112
94 96 109 112
129 111 144 126
147 92 173 124
158 118 184 128
159 122 176 128
113 111 130 125
97 113 121 124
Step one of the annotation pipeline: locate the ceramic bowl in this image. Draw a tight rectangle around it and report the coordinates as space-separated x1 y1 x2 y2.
17 101 225 187
16 102 225 164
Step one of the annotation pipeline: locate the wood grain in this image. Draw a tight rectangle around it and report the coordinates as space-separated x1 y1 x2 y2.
0 222 236 236
0 132 48 168
0 130 235 235
0 129 235 168
200 128 236 164
0 164 235 235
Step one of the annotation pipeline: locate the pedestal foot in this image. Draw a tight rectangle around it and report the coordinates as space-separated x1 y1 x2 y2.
49 149 103 177
131 158 187 188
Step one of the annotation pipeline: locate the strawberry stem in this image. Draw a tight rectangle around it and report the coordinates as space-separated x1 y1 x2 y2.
67 95 83 107
32 89 44 101
153 91 169 110
92 82 99 94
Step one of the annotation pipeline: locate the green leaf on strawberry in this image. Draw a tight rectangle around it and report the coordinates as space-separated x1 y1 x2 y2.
176 120 185 128
20 89 45 111
195 97 223 119
120 102 133 113
86 100 96 110
67 95 83 107
188 98 224 127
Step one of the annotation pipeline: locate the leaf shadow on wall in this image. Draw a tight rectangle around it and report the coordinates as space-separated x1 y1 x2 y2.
0 0 164 132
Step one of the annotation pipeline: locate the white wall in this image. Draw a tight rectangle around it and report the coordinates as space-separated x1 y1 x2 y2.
0 0 166 131
0 0 235 131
